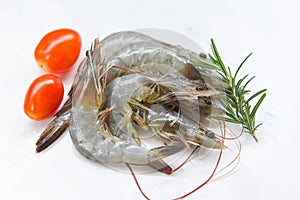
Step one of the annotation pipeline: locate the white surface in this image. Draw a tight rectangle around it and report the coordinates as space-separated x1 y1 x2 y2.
1 0 299 199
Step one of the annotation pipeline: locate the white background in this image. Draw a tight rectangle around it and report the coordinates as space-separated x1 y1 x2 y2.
1 0 299 199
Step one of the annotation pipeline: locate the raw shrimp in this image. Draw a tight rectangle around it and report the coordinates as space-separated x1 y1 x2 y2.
36 31 219 153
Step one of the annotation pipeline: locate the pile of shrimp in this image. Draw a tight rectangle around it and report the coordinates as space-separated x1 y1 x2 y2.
36 31 242 199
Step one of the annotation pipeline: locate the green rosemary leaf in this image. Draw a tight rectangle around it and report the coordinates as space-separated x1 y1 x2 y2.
228 66 233 79
234 53 253 80
243 76 255 89
208 54 218 64
241 89 251 96
246 89 267 104
242 103 251 119
189 58 220 70
227 93 236 102
250 93 267 119
225 107 236 119
236 74 249 90
217 71 228 82
254 123 263 131
211 39 228 75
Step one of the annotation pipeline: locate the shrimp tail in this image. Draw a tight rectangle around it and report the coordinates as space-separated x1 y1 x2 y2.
35 55 88 153
36 118 69 153
35 98 71 153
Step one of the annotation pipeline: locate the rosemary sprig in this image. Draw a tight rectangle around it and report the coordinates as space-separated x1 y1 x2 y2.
191 39 266 141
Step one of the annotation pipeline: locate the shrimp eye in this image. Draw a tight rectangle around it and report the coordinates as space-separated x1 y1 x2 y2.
204 98 212 105
205 130 215 138
195 85 205 91
199 53 207 59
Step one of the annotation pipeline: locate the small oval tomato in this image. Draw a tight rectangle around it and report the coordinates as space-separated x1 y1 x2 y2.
34 28 81 73
24 74 64 120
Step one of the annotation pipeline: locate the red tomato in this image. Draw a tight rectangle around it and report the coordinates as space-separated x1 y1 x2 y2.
24 74 64 120
34 29 81 73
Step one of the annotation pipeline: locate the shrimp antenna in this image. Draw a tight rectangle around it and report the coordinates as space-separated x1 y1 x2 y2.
173 146 199 172
126 163 151 200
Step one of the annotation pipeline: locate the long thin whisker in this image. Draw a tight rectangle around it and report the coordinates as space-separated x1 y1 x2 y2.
126 163 150 200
